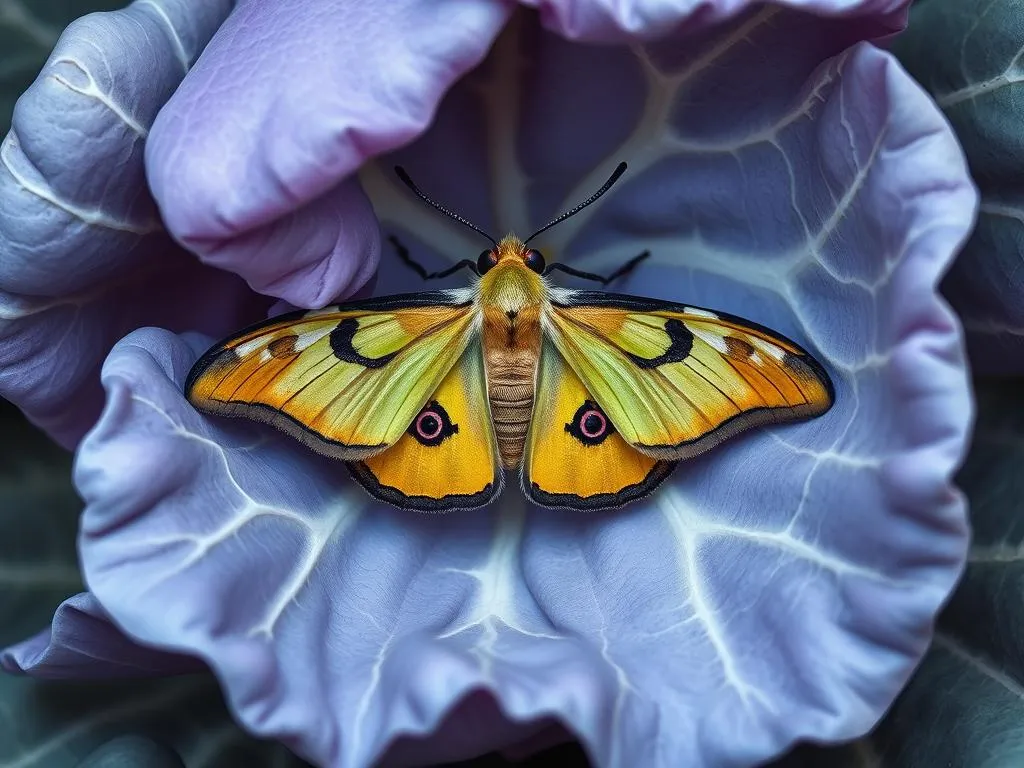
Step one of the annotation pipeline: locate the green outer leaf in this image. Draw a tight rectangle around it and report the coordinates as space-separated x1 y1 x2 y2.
874 635 1024 768
76 736 184 768
941 379 1024 684
0 401 312 767
893 0 1024 370
769 740 884 767
857 379 1024 768
0 398 82 646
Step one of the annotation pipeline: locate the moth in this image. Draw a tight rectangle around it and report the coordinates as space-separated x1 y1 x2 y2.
186 163 834 512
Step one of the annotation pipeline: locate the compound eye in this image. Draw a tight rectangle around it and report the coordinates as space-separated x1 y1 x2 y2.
565 400 615 446
408 401 458 446
477 250 497 275
523 248 546 274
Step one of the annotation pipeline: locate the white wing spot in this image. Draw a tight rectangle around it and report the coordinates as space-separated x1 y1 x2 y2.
296 328 332 351
234 338 265 357
683 307 719 319
690 327 729 354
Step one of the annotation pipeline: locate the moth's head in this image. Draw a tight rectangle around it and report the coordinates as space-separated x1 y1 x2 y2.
477 235 547 308
476 236 546 277
392 161 628 300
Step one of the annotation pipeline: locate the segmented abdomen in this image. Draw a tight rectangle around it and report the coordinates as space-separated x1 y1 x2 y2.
488 362 535 469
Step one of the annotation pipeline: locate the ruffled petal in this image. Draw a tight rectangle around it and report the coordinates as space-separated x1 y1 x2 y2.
65 6 974 766
0 0 272 448
145 0 512 307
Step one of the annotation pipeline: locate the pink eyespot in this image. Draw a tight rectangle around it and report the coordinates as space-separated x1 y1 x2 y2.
408 401 458 446
416 411 444 440
566 400 615 446
579 409 607 439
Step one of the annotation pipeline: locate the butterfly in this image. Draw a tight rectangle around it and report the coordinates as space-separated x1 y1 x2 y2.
185 162 835 512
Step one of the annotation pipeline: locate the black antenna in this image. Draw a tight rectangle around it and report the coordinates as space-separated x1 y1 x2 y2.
524 162 628 245
394 166 497 246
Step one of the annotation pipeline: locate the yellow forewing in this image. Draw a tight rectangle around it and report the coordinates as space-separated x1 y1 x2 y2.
524 341 675 510
544 291 834 459
185 292 475 459
349 341 502 511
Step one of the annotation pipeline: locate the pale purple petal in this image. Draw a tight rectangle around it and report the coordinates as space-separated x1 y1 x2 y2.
145 0 511 309
65 5 974 767
0 0 274 448
1 592 201 678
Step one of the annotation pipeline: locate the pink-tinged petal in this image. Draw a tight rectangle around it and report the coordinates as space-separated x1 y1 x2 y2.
66 8 974 765
0 0 275 448
519 0 907 42
145 0 512 308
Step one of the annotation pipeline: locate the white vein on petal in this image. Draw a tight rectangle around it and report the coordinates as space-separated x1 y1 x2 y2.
766 432 883 469
127 393 366 639
658 491 775 713
957 0 1001 85
954 71 1024 108
568 547 638 767
0 132 159 235
785 372 864 531
538 6 781 253
567 79 899 361
662 63 835 155
597 611 636 768
933 632 1024 702
664 487 893 582
350 624 398 765
137 0 190 71
249 491 364 639
0 0 60 49
48 55 149 138
438 498 561 680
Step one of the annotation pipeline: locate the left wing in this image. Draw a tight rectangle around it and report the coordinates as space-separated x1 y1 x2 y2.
185 292 476 460
543 291 834 460
348 340 503 511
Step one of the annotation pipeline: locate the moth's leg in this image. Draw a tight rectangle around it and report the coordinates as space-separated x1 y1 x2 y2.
389 235 429 279
543 250 650 285
389 235 478 280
